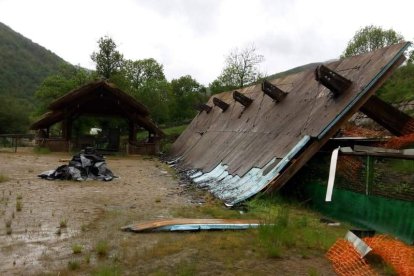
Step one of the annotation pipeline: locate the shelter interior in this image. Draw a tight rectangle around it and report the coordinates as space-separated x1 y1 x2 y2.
30 81 164 154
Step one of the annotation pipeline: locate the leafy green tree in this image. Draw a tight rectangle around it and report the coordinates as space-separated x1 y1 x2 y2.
123 58 166 89
0 96 31 133
377 63 414 103
219 45 264 88
120 58 171 123
342 25 404 58
136 79 172 124
170 75 206 121
34 64 95 115
91 36 124 79
210 45 264 94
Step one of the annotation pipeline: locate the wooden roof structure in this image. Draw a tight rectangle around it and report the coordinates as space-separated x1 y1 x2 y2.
170 42 414 206
30 81 164 137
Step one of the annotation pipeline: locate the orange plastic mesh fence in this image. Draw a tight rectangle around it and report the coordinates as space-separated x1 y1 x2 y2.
384 133 414 150
336 156 363 185
402 120 414 135
364 235 414 276
326 239 377 276
340 125 385 138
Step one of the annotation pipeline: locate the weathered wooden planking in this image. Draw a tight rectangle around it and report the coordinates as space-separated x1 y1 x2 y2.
171 43 410 203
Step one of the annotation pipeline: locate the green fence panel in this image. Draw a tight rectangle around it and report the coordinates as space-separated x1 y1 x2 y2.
304 182 414 244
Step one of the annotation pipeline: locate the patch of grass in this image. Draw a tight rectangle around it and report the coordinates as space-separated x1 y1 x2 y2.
5 219 11 228
6 227 12 235
92 265 121 276
16 200 22 212
84 253 91 264
68 260 80 270
308 267 319 276
72 244 83 254
95 240 109 257
258 209 295 258
33 146 51 154
16 195 22 200
142 237 184 260
175 260 197 276
59 219 67 228
155 197 161 203
0 174 10 183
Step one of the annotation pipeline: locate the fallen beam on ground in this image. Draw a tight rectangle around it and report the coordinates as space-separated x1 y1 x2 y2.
122 218 261 232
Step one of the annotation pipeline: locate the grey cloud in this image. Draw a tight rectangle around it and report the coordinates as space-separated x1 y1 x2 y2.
134 0 220 35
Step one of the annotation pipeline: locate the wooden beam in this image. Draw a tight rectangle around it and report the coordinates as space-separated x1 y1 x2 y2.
315 65 352 96
213 97 230 112
233 91 253 107
261 80 287 102
360 95 414 136
194 103 212 113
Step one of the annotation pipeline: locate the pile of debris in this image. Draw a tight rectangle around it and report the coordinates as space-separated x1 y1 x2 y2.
39 147 116 181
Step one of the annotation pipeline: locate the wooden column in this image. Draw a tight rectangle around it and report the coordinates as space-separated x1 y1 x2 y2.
61 118 72 141
360 95 414 136
129 120 137 144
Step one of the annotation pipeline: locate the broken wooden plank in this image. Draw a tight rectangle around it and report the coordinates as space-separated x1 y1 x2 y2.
122 218 261 232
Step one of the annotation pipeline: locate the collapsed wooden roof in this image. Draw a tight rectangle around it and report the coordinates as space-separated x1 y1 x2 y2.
170 42 413 206
30 81 164 136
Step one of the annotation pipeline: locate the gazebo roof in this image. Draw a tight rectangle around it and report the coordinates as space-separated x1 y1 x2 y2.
30 80 164 137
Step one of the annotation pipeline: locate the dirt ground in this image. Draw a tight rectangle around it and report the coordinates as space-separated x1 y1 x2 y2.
0 149 336 275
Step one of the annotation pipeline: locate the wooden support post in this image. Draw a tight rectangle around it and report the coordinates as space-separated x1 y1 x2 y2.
261 80 287 102
61 118 72 141
213 97 230 112
233 91 253 107
365 155 374 195
194 103 212 113
360 95 414 136
315 65 352 96
129 120 137 144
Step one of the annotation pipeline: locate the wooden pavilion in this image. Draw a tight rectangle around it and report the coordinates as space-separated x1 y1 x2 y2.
30 81 164 154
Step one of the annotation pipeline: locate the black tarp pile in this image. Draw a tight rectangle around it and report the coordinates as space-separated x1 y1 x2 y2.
39 147 116 181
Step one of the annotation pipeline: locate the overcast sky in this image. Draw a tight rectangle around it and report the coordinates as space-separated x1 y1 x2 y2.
0 0 413 85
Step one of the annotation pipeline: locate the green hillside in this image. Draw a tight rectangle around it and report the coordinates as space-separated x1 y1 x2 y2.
0 22 66 99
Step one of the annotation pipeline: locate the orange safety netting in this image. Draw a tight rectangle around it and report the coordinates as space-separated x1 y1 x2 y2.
401 120 414 135
340 125 385 138
383 133 414 150
326 239 377 276
336 156 363 184
364 235 414 276
327 235 414 275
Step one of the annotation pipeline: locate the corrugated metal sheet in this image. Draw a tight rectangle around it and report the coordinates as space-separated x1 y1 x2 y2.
170 42 411 206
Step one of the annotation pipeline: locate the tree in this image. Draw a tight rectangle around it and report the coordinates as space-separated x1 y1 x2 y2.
34 64 95 115
170 75 206 121
91 36 124 79
0 96 31 133
342 25 404 58
120 58 171 123
210 45 264 94
123 58 166 90
220 45 264 88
